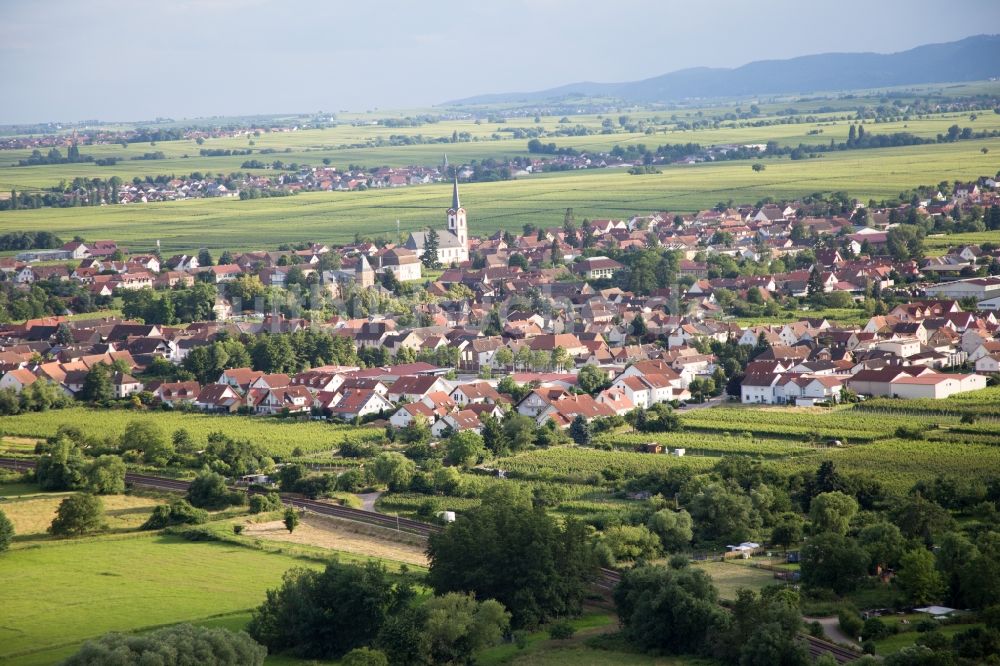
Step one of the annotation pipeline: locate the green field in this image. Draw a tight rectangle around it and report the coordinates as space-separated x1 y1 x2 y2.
0 533 326 666
0 111 998 253
0 407 382 458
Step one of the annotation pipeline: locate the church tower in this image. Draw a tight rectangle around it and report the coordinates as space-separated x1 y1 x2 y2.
447 177 468 252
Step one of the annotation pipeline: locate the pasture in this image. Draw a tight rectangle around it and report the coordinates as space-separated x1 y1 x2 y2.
0 138 997 253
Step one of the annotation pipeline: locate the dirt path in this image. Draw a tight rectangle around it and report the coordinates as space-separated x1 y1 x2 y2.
243 516 428 566
357 491 382 512
804 615 859 646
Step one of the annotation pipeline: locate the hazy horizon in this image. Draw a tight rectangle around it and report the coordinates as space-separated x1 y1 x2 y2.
1 0 998 125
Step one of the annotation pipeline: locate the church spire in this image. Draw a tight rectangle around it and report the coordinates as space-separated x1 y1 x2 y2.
451 176 461 210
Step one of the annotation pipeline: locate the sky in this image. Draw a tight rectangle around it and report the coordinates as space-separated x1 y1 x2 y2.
1 0 998 124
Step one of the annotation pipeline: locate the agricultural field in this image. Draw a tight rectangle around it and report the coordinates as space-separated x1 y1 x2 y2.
0 406 382 458
0 130 997 254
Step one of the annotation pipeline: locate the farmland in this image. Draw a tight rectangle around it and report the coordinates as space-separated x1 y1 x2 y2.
1 100 999 253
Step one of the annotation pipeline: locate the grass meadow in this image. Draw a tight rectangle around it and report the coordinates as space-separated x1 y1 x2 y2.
0 533 325 665
0 406 382 458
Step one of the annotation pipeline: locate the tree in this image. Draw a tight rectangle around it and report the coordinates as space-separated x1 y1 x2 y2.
283 507 300 534
897 549 945 605
809 491 859 535
198 248 214 267
807 265 823 299
248 560 408 659
427 486 597 628
0 508 13 553
752 163 765 172
84 455 126 494
687 482 760 545
614 563 728 655
800 532 869 594
859 522 906 573
887 225 925 262
648 509 693 552
419 592 510 664
421 228 441 269
49 493 104 536
576 364 607 395
480 415 508 457
63 624 266 666
186 471 244 510
371 452 416 490
35 436 87 491
631 313 647 338
79 363 114 404
122 420 174 466
445 431 485 468
722 588 808 666
634 403 680 433
492 346 513 371
602 524 662 563
568 415 592 446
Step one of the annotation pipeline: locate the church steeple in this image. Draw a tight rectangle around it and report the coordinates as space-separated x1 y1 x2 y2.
451 176 461 211
447 177 467 253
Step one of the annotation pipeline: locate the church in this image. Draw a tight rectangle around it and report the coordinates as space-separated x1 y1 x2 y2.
404 178 469 265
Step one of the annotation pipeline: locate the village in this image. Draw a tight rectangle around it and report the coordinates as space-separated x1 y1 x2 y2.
0 176 998 439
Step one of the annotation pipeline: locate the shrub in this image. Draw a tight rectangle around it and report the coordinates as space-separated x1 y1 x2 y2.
249 492 283 514
62 623 265 665
341 647 389 666
0 508 13 552
838 609 864 640
141 500 208 530
548 620 576 639
186 471 245 510
862 617 893 641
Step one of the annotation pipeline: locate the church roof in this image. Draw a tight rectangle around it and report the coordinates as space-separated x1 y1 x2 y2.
451 177 461 211
406 230 465 250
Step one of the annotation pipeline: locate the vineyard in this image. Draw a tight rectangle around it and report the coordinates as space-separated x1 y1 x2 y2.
780 438 1000 492
495 446 715 482
0 407 382 457
594 431 819 457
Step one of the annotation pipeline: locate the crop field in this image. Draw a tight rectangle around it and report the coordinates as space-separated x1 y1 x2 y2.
0 137 998 254
0 533 326 666
0 407 383 457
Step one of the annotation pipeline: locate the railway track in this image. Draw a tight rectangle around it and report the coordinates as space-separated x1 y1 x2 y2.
0 457 439 537
1 457 857 661
802 634 862 664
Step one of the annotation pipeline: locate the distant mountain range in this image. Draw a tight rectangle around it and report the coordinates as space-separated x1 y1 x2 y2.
447 35 1000 106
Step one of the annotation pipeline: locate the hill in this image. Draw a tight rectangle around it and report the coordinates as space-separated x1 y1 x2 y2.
448 35 1000 105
